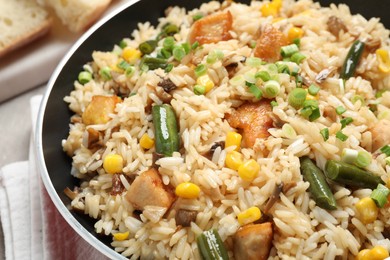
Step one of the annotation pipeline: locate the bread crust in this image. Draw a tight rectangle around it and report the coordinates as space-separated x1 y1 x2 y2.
0 17 52 59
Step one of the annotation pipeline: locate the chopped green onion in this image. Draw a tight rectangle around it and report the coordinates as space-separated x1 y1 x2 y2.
291 66 299 76
255 71 271 82
370 184 390 208
125 67 135 76
320 128 329 141
271 100 278 108
139 40 157 55
281 44 299 57
191 41 200 50
380 145 390 156
246 57 263 67
193 13 203 21
291 52 306 64
340 117 353 129
267 63 278 74
129 92 137 97
159 48 172 59
295 75 303 88
78 71 92 84
355 150 372 168
249 40 257 49
99 66 112 80
299 100 320 121
375 89 387 98
163 36 175 51
230 75 245 86
172 46 186 61
293 38 301 47
341 148 358 164
351 95 365 105
336 131 348 141
119 40 127 49
165 63 174 73
288 88 307 109
117 60 131 70
195 64 207 77
276 62 290 74
246 81 262 99
206 49 224 64
385 157 390 166
182 42 191 54
264 80 280 98
162 24 179 36
194 84 206 95
335 106 346 115
282 123 297 139
308 84 320 96
308 108 321 121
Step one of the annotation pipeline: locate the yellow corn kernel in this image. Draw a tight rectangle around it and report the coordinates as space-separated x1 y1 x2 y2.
368 246 390 260
356 249 371 260
376 49 390 73
261 3 278 17
225 151 244 171
225 131 242 151
175 182 201 199
355 197 378 224
140 133 154 149
272 17 285 23
103 154 124 174
196 75 215 93
237 206 261 226
238 159 260 182
288 27 304 43
122 47 141 64
272 0 282 10
113 231 129 241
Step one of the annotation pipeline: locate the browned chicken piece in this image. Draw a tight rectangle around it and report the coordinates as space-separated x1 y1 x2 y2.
82 95 121 125
370 119 390 151
253 24 288 63
125 168 175 211
233 222 273 260
188 11 233 45
226 100 273 148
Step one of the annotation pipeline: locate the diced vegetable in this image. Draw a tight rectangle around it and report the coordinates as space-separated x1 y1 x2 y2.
113 231 129 241
195 64 207 77
122 47 142 63
340 40 365 79
99 66 112 80
78 71 92 84
335 106 346 115
290 52 306 64
280 44 299 57
355 150 372 168
246 81 263 99
380 145 390 156
197 75 215 93
175 182 201 199
225 131 242 151
139 40 157 55
376 49 390 73
288 88 307 109
368 246 390 260
152 104 180 157
324 160 384 189
320 128 329 141
300 157 337 210
103 154 124 174
225 151 244 171
197 229 229 260
340 117 353 129
335 131 348 141
255 71 271 82
142 56 168 70
173 45 186 61
194 85 206 95
287 27 304 43
355 197 378 224
237 206 261 225
300 100 320 121
370 184 390 208
308 84 320 96
238 159 260 182
263 80 280 98
341 148 358 164
206 49 224 64
140 133 154 149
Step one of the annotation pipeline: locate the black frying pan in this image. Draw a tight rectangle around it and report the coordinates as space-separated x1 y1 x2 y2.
36 0 390 258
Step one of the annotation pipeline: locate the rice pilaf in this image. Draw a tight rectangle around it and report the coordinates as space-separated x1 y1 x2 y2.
63 0 390 259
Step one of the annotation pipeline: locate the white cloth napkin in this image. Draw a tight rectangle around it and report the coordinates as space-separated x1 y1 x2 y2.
0 95 108 259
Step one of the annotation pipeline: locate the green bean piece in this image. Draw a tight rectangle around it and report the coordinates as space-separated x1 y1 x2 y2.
139 40 157 55
142 56 168 70
163 24 179 36
300 157 337 210
324 160 384 189
340 40 365 80
152 104 180 157
197 229 229 260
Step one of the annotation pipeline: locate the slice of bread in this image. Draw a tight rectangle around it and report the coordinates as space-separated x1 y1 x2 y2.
41 0 112 33
0 0 52 58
